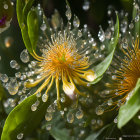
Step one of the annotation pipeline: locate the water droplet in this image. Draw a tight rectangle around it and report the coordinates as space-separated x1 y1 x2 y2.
114 117 117 123
121 38 128 49
47 105 54 113
91 119 96 125
100 44 105 50
4 4 8 9
120 20 128 33
129 23 134 29
20 49 30 63
107 5 114 17
61 97 66 103
15 72 21 78
95 106 104 115
46 124 52 130
65 5 71 20
31 104 37 111
40 23 47 31
76 110 83 119
7 78 19 95
107 99 113 106
89 38 94 44
135 15 139 22
73 15 80 28
97 119 103 126
105 30 111 39
17 133 24 139
78 30 82 37
82 0 90 11
42 94 48 102
98 26 105 42
31 61 37 67
112 75 116 80
45 112 52 121
0 74 8 83
67 112 74 123
19 95 27 103
10 60 18 68
36 92 41 97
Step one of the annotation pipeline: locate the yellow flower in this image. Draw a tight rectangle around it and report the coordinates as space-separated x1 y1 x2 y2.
25 31 96 107
3 5 97 109
103 38 140 111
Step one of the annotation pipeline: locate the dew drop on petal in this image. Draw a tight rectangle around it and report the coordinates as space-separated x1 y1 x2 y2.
20 49 30 63
42 94 48 102
31 104 37 111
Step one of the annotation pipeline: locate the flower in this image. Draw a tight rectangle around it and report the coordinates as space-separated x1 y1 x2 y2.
95 37 140 114
110 38 140 107
95 3 140 114
25 30 96 106
1 4 99 109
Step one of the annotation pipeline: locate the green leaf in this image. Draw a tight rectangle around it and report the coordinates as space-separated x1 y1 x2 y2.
50 127 74 140
21 25 33 53
16 0 25 28
1 94 49 140
27 9 39 51
16 0 39 54
85 124 111 140
23 0 35 21
91 15 119 84
117 79 140 129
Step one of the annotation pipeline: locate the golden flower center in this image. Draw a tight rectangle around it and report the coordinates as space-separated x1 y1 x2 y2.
26 39 96 106
41 42 89 78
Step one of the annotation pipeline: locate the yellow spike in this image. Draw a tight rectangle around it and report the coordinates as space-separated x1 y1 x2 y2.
56 76 61 109
45 76 54 94
34 75 51 95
